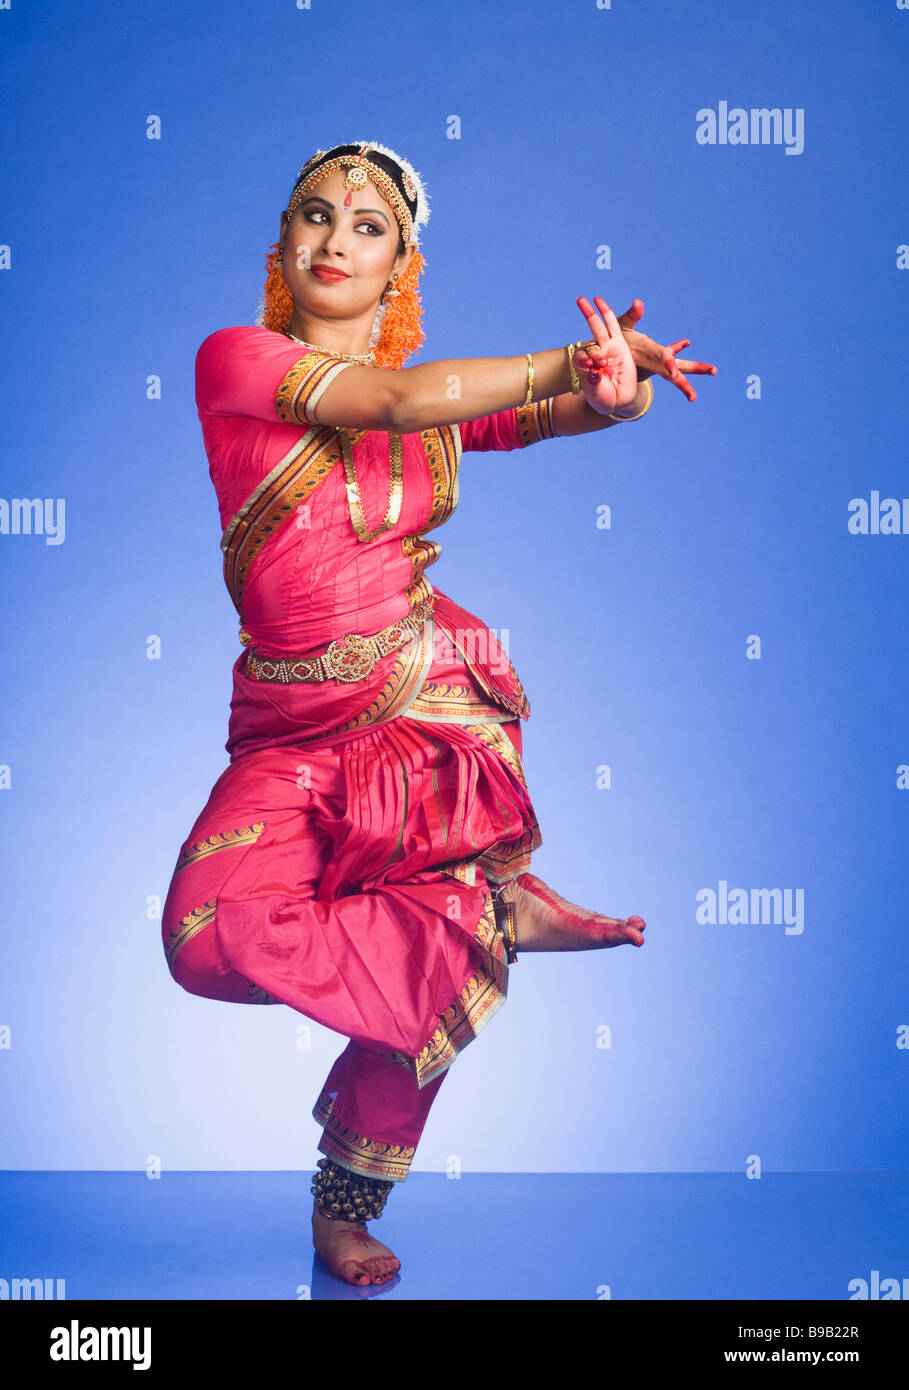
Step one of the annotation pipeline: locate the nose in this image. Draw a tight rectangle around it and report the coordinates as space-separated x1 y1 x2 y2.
320 224 351 258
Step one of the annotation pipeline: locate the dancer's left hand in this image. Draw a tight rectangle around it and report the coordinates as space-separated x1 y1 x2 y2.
578 296 717 404
574 295 640 415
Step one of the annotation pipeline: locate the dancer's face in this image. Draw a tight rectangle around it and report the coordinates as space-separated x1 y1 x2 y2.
279 168 414 321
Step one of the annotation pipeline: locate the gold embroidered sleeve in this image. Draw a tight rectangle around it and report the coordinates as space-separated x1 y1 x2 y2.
275 354 356 427
514 397 557 447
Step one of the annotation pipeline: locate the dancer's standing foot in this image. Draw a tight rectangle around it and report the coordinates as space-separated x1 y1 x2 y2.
311 1201 401 1286
500 872 646 952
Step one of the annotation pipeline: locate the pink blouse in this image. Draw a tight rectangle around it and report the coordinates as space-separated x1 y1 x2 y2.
195 325 557 754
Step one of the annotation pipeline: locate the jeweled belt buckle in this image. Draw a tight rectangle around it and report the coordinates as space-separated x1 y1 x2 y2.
321 633 379 683
245 595 434 684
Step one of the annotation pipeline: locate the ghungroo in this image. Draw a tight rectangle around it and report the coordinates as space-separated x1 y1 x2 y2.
310 1157 393 1222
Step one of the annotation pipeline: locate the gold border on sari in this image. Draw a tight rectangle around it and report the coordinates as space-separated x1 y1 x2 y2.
465 721 527 787
220 427 346 617
165 899 217 971
403 681 512 724
408 887 511 1090
396 425 461 590
173 823 266 872
401 533 442 591
311 1090 417 1183
438 622 531 722
420 424 461 527
165 897 277 1004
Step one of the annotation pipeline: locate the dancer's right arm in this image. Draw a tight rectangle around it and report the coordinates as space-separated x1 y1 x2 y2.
317 348 577 433
318 297 644 430
196 325 579 433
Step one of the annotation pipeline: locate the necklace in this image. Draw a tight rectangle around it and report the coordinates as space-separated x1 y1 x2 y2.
284 330 376 365
338 429 403 543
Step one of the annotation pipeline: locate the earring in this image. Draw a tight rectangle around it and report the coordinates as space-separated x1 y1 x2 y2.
383 271 401 301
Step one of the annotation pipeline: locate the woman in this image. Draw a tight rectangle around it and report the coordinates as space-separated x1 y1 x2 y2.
161 141 715 1289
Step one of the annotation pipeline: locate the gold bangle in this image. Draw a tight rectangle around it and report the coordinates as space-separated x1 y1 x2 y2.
607 376 654 423
524 352 534 406
566 342 582 395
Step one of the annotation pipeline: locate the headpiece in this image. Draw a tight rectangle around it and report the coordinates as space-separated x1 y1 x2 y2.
286 141 430 247
255 141 431 369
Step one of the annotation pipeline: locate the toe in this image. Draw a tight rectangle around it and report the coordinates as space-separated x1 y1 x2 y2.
364 1257 395 1284
338 1259 370 1285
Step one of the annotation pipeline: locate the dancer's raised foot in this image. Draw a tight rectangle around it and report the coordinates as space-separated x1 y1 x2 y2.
312 1202 401 1286
500 871 646 952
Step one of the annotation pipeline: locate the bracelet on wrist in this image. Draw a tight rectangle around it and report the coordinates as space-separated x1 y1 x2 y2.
607 377 654 423
523 353 535 406
566 342 582 395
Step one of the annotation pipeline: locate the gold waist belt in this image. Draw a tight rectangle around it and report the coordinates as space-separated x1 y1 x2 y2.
244 597 434 685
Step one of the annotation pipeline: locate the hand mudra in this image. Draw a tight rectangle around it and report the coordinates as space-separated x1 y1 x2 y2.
573 295 640 415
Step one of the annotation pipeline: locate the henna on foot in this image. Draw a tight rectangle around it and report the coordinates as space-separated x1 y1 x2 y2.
311 1201 401 1286
499 871 646 953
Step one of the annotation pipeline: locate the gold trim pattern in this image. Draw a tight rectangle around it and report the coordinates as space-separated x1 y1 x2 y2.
405 573 435 614
164 899 217 971
515 397 556 447
220 427 344 617
404 680 513 724
165 897 277 1003
465 721 528 788
311 1089 417 1182
410 888 509 1089
436 858 478 886
464 723 542 884
401 533 442 591
275 354 357 427
420 425 461 528
440 623 531 722
174 823 266 872
396 425 460 592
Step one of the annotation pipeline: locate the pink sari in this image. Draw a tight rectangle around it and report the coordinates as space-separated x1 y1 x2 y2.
161 326 556 1182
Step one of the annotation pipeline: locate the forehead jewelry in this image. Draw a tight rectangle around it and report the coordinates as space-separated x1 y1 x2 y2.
287 141 429 247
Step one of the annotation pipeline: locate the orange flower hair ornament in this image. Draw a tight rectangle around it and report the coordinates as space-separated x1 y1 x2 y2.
255 141 430 371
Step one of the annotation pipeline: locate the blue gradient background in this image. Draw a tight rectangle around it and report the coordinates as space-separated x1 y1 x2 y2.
1 0 907 1179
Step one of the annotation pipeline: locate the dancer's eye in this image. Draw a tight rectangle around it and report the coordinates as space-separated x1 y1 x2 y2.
303 210 383 236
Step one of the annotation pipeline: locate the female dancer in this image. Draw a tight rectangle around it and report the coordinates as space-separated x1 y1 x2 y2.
161 141 715 1288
